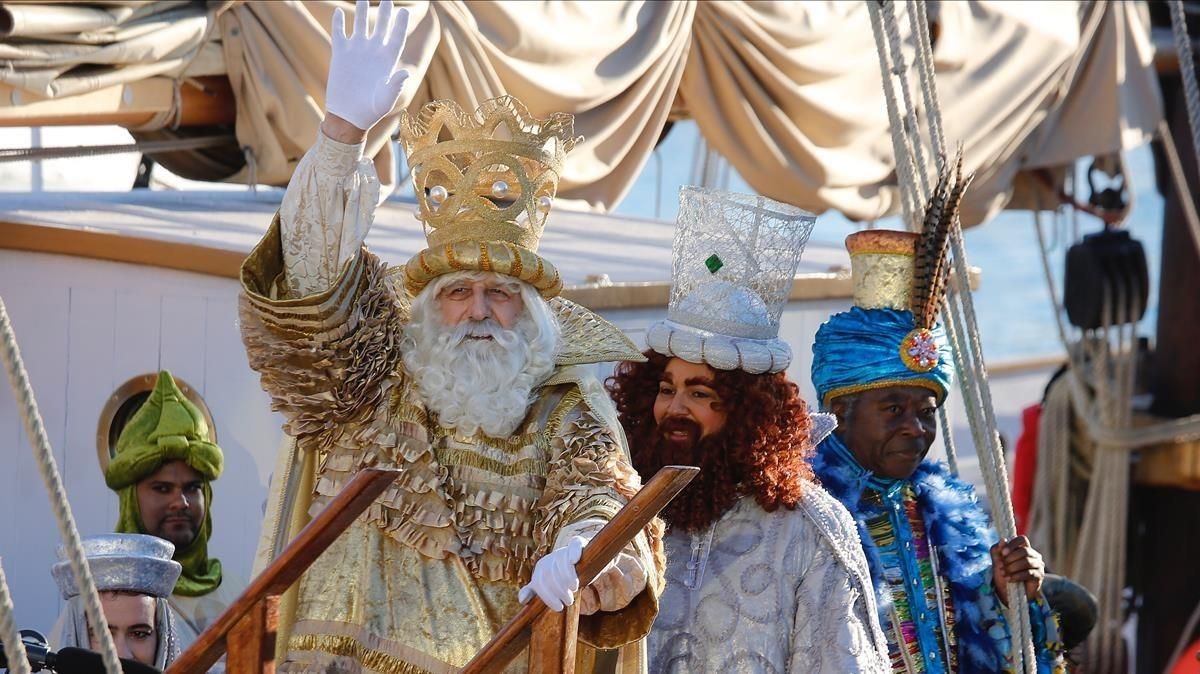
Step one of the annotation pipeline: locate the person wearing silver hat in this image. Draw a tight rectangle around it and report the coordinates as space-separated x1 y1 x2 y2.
607 186 889 673
49 533 182 669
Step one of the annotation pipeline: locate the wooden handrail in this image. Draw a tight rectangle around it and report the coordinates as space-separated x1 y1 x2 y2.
166 468 400 674
461 465 699 674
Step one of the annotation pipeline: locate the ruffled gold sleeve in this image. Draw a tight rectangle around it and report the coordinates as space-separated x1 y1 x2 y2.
239 216 404 448
279 132 380 298
535 385 664 651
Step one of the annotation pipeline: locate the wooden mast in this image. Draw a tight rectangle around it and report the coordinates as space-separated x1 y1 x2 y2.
1131 7 1200 672
0 76 235 128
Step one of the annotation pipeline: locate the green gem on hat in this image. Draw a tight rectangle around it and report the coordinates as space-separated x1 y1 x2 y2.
704 253 724 274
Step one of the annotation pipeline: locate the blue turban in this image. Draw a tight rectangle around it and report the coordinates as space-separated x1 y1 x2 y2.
811 307 954 408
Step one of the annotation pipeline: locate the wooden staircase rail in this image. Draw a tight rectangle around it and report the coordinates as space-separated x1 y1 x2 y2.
165 468 401 674
461 465 699 674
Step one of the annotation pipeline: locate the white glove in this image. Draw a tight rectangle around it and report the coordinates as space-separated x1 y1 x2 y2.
518 536 584 612
325 0 410 132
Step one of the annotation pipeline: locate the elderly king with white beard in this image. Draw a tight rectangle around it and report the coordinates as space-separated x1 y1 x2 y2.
238 3 663 673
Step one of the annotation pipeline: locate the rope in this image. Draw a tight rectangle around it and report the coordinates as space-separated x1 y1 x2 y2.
1027 375 1076 572
870 0 969 483
1027 207 1083 575
879 0 933 201
871 1 1036 668
866 2 919 230
1169 0 1200 199
688 132 705 187
0 558 32 674
937 404 959 475
1164 597 1200 674
1032 192 1200 441
1063 288 1136 671
908 0 945 175
868 0 962 478
1156 119 1200 260
943 286 1036 671
0 135 235 163
654 149 664 220
1027 191 1195 662
0 297 122 674
940 296 989 477
242 145 259 194
1031 192 1200 667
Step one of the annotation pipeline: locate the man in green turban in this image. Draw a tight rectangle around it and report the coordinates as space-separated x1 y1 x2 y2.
105 370 237 666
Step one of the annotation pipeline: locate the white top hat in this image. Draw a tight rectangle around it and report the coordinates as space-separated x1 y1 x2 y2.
647 186 815 373
52 533 181 600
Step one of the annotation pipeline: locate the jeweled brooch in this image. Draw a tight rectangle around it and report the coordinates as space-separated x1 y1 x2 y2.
899 328 939 372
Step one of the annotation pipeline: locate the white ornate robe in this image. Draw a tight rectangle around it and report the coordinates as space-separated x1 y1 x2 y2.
648 489 890 673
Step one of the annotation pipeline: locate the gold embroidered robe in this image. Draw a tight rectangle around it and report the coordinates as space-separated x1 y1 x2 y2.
239 133 662 674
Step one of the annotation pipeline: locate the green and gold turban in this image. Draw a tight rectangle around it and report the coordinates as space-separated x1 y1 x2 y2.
105 371 224 596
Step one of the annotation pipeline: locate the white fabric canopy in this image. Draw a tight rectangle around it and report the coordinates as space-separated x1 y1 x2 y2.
0 0 1163 225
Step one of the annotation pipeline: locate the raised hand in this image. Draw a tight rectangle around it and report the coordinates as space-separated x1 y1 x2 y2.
990 535 1046 607
325 0 410 134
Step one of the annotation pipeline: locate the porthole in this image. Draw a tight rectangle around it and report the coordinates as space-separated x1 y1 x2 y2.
95 374 216 473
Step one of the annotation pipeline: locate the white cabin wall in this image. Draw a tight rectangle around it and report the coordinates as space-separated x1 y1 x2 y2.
0 245 1055 636
0 250 284 635
0 278 72 636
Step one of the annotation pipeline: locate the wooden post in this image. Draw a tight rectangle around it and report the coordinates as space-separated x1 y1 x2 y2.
1152 88 1200 418
529 601 579 674
1133 7 1200 667
227 595 280 674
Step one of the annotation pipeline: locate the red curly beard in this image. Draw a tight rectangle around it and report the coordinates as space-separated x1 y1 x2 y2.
607 351 815 532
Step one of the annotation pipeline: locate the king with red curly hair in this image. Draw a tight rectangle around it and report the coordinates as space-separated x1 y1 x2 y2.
610 350 814 533
608 186 888 674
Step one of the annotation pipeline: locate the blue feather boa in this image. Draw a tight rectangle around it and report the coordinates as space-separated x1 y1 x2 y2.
813 434 1019 673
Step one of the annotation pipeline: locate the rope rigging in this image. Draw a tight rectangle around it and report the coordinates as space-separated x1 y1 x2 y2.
1023 3 1200 668
1162 0 1200 258
1030 195 1200 671
867 1 1038 669
0 297 123 674
0 559 32 674
0 135 235 164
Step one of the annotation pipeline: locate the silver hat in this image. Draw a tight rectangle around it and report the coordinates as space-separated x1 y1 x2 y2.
647 186 815 373
51 534 181 600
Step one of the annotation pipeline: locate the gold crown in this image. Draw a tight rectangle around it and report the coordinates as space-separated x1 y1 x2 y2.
398 96 580 297
400 96 579 249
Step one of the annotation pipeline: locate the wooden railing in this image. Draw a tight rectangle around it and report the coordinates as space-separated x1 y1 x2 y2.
461 465 697 674
166 465 696 674
165 468 400 674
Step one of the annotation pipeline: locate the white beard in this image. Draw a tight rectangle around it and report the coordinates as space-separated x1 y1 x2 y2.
401 315 557 438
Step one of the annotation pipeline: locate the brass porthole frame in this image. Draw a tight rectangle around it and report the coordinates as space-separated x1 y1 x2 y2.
96 373 216 474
